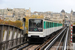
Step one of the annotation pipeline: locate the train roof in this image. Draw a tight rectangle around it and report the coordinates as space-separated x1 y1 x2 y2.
29 18 62 24
29 18 43 20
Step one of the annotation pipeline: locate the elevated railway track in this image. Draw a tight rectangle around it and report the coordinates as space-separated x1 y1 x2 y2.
17 27 70 50
0 24 73 50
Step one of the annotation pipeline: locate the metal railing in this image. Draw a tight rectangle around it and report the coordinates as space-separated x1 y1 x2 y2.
0 24 27 50
56 28 66 50
63 27 69 50
44 27 67 50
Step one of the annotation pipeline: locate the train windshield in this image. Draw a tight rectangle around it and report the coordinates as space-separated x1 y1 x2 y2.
29 19 43 28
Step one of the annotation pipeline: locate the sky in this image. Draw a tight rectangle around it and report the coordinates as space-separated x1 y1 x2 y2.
0 0 75 13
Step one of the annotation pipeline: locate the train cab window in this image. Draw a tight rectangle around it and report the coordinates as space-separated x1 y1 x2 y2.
29 19 43 31
29 19 43 28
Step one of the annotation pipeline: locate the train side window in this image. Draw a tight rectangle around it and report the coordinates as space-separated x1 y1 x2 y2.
44 21 46 29
46 22 47 28
56 23 57 27
46 22 47 29
51 22 52 28
55 23 57 26
52 22 53 27
47 22 48 28
52 23 53 27
50 22 51 28
54 23 55 27
48 22 49 27
49 22 50 28
54 22 55 27
55 23 56 27
52 24 53 27
53 22 54 27
53 23 54 25
57 24 58 26
55 24 56 27
48 22 49 28
51 23 52 28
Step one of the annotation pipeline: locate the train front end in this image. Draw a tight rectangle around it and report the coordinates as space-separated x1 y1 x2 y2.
28 19 44 43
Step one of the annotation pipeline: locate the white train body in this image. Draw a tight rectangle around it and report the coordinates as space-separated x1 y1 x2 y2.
28 19 63 43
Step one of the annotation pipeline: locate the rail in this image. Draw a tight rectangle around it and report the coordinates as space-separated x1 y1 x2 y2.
56 28 66 50
63 27 69 50
17 43 29 50
0 24 27 50
44 27 67 50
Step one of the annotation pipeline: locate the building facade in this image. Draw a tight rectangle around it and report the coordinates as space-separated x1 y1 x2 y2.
0 8 31 21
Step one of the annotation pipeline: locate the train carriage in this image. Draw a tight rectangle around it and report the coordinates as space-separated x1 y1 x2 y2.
28 18 63 43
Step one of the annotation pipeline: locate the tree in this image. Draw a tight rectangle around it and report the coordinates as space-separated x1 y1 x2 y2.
14 20 23 28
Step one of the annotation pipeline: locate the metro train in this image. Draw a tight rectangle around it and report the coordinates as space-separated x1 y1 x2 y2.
28 19 63 43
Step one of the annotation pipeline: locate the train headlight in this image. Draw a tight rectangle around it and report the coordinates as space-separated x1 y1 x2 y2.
30 30 32 31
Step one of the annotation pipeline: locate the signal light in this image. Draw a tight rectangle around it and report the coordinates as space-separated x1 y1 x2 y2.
23 18 26 22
